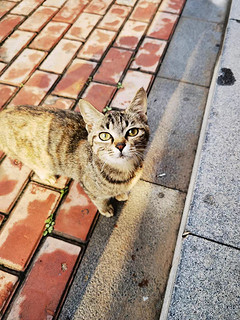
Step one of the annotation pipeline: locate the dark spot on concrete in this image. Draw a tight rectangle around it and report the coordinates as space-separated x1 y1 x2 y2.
131 254 136 261
138 278 149 288
158 192 165 198
217 68 236 86
203 194 216 206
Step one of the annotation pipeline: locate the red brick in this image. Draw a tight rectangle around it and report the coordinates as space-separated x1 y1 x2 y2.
159 0 186 14
84 0 112 15
0 183 60 270
19 6 58 32
7 237 80 319
55 182 97 241
0 1 17 18
0 62 6 73
80 82 116 112
65 12 101 42
147 11 178 40
0 15 24 42
131 38 167 72
40 39 82 74
78 29 116 61
0 84 17 110
0 49 46 86
94 48 132 85
9 70 58 107
0 157 32 214
114 20 148 50
43 0 67 7
29 21 70 51
53 59 96 98
53 0 88 23
0 30 35 63
130 0 158 22
11 0 44 15
98 4 131 31
0 271 18 314
111 70 153 109
42 95 75 110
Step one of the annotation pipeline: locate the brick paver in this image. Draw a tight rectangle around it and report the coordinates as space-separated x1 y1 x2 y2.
0 0 188 317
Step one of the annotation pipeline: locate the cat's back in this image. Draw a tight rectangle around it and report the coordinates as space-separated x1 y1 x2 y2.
0 105 88 157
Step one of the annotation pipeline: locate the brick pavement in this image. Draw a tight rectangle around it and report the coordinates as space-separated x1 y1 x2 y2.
0 0 186 318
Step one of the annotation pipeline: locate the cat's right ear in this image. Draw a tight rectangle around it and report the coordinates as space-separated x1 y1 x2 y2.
78 99 104 132
126 87 147 116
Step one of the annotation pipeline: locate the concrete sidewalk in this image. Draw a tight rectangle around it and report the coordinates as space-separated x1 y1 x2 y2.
161 0 240 319
0 0 234 319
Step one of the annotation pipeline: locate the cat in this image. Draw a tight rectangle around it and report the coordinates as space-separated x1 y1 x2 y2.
0 88 149 217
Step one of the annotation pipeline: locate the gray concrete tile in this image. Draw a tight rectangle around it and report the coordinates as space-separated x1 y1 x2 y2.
186 20 240 248
59 180 185 320
229 0 240 20
168 236 240 320
158 17 223 87
142 77 208 192
182 0 229 23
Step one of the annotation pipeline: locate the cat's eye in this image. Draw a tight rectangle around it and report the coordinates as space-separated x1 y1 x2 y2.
127 128 139 137
99 132 112 141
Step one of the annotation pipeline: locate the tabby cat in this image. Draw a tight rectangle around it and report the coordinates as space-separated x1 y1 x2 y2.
0 88 149 217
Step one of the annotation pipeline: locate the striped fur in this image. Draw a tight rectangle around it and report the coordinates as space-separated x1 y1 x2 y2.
0 88 149 217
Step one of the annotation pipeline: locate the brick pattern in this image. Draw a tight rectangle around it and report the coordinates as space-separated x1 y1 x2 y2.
0 0 186 317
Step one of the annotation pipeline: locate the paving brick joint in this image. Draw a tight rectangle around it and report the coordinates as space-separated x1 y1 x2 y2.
0 0 232 319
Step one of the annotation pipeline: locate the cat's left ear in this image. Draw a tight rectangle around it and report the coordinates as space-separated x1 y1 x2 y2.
126 87 147 115
78 99 104 132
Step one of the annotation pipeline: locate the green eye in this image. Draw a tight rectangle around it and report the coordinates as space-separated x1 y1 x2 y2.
127 128 139 137
99 132 112 141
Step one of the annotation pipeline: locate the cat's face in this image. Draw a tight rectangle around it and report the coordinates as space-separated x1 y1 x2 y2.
79 88 149 170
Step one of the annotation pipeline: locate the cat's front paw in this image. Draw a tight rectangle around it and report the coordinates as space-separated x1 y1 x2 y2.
99 204 114 218
115 192 129 202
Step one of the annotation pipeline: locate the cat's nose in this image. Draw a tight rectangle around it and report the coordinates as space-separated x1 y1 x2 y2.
115 142 126 151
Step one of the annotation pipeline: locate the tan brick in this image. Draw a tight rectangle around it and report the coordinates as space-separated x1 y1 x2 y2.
40 39 82 73
98 4 131 31
131 38 167 72
9 70 58 106
53 0 88 23
0 1 16 18
0 30 35 63
111 70 153 109
29 21 70 51
84 0 113 15
0 15 24 42
0 49 46 86
19 6 58 32
11 0 44 15
65 12 101 42
114 20 148 50
53 59 96 98
147 11 178 40
78 29 116 61
130 0 158 22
